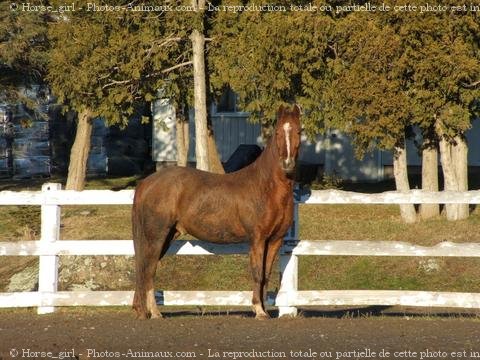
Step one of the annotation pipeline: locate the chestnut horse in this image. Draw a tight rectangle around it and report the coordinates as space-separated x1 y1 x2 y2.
132 105 301 319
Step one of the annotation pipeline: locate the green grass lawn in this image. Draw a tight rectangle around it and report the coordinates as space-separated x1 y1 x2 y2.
1 176 480 293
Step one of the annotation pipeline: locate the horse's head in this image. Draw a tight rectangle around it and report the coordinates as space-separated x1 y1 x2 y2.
274 104 301 175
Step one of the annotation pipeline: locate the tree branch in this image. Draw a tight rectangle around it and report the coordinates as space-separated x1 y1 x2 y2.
156 36 183 47
102 79 132 90
160 60 193 74
461 79 480 88
327 43 338 58
101 61 193 90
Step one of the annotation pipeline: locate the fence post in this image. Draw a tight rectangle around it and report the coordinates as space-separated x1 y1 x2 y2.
38 183 61 314
278 195 299 317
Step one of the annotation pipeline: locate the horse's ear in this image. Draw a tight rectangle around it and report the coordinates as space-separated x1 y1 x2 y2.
292 104 301 117
277 105 285 118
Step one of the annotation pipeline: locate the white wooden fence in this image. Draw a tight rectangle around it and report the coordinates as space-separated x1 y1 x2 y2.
2 183 480 316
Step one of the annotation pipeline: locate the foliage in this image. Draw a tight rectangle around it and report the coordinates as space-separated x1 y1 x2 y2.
0 3 49 103
310 174 343 190
209 0 333 135
47 0 193 126
210 0 480 156
3 0 479 165
322 10 411 156
325 1 480 155
395 4 480 140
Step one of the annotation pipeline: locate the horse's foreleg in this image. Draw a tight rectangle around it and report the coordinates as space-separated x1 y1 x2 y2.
263 237 283 305
249 237 269 320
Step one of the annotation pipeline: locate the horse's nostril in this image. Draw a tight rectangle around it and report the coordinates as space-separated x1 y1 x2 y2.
282 159 295 172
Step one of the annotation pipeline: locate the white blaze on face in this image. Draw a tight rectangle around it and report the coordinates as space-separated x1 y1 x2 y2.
283 122 292 160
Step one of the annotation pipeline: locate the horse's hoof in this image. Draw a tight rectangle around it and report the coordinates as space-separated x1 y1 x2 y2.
135 312 149 320
150 312 163 319
255 312 270 320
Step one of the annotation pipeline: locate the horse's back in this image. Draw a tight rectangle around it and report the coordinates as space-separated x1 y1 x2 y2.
134 166 233 214
135 166 196 205
133 166 258 243
137 166 224 194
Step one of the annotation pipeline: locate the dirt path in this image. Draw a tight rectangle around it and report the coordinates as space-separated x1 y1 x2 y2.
0 308 479 360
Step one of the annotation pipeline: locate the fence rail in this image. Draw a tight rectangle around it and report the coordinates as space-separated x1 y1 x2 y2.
1 183 480 316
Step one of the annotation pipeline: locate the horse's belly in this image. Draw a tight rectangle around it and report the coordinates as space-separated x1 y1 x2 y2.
200 233 249 244
180 222 249 244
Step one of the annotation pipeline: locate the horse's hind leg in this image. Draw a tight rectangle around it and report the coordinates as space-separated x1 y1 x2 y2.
145 226 179 318
133 216 175 319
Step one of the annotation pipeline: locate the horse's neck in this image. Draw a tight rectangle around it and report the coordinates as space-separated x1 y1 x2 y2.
250 135 293 190
258 136 278 169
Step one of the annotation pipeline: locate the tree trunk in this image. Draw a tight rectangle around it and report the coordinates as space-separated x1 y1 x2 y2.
205 110 224 174
436 119 469 221
453 135 469 219
420 143 439 219
175 109 189 167
65 109 93 191
393 143 417 223
207 129 224 174
438 135 459 220
190 0 209 172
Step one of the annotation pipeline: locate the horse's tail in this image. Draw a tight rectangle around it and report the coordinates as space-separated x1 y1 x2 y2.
131 185 148 318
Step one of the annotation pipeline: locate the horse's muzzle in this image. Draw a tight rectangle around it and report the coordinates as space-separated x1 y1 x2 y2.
281 158 296 174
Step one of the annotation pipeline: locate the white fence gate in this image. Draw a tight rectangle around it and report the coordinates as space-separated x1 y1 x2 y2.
2 183 480 316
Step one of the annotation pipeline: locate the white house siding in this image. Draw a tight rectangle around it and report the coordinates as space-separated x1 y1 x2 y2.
152 110 383 181
324 130 384 182
152 104 480 182
189 112 263 161
467 118 480 166
382 119 480 167
152 98 177 162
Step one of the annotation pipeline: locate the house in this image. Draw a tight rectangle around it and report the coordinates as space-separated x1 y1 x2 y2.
3 85 479 182
152 97 480 182
0 85 152 178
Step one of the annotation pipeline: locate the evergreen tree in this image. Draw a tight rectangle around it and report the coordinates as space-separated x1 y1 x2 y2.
46 1 204 189
209 0 333 134
398 5 480 220
0 4 48 102
324 1 480 221
210 0 480 222
321 9 418 222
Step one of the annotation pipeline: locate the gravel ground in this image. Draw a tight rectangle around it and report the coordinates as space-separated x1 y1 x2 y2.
1 307 480 360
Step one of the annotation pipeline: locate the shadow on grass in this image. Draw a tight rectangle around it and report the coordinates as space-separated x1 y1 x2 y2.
0 176 65 191
0 175 141 192
157 306 480 320
300 306 480 319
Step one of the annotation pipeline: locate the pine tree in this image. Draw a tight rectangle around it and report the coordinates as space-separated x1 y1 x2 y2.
210 0 480 222
46 1 206 189
398 4 480 220
209 0 332 133
0 5 48 102
319 1 479 221
321 9 417 222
